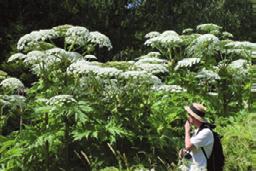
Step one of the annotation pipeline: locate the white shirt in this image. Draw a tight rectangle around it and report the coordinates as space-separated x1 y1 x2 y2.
189 128 214 170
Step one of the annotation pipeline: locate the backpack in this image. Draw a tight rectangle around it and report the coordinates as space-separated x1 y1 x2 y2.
197 123 225 171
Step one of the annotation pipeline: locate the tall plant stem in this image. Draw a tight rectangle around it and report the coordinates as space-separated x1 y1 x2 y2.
64 115 70 170
44 112 50 171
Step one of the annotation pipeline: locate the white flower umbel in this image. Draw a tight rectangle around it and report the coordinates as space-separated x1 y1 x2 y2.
46 48 83 62
119 70 162 85
0 77 25 92
47 95 76 106
17 29 58 51
175 58 201 70
222 31 233 39
152 84 187 92
208 92 218 96
7 53 26 62
3 95 26 104
196 68 220 83
135 57 168 64
134 63 169 74
147 52 161 58
96 67 122 77
46 48 69 57
89 31 113 50
31 29 58 41
229 59 248 69
225 41 256 49
25 50 61 67
84 55 97 60
196 34 219 44
65 26 90 46
67 60 121 77
182 28 194 34
67 52 83 61
0 95 26 110
119 70 149 79
67 60 99 75
196 23 222 33
17 34 36 51
24 51 45 65
145 31 160 39
144 30 182 47
52 24 73 37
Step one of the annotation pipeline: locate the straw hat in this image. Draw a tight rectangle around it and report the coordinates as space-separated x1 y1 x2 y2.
184 103 207 122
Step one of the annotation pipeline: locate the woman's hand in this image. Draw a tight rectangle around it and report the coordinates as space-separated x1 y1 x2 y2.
184 120 191 133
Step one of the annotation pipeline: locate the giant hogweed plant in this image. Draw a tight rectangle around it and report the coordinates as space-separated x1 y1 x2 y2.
144 23 255 115
0 25 188 170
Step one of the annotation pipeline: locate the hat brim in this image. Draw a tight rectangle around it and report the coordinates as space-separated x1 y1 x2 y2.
184 106 207 122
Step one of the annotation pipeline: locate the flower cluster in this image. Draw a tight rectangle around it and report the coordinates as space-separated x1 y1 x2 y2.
187 34 219 58
84 55 97 60
25 50 61 67
134 63 169 74
52 24 73 37
222 31 233 39
196 23 222 33
147 52 161 58
89 31 113 50
67 52 83 62
119 71 162 85
67 60 121 77
23 50 63 74
47 95 77 106
0 95 26 109
225 41 256 49
182 28 193 34
0 77 25 92
196 68 220 83
65 26 90 46
175 58 201 70
46 48 68 56
196 34 219 45
228 59 248 79
17 29 58 51
46 48 84 62
7 53 26 62
135 57 167 64
145 31 160 39
229 59 248 69
144 30 182 47
152 84 186 92
23 51 45 65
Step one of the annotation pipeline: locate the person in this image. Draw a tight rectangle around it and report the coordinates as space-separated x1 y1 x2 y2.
179 103 214 171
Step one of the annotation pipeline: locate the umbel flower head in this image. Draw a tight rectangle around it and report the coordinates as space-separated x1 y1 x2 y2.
196 23 222 33
134 63 169 75
67 60 122 78
145 31 160 39
152 84 187 92
65 26 90 46
175 58 201 70
17 29 58 51
47 95 77 106
7 53 26 63
144 30 183 48
0 77 25 93
89 31 113 50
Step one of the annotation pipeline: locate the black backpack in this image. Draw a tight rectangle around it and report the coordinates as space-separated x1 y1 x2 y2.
197 123 225 171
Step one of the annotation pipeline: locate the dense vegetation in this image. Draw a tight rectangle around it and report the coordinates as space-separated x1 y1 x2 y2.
0 22 255 170
1 1 256 170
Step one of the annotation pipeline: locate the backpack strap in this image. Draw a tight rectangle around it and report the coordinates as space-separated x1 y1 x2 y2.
201 147 208 160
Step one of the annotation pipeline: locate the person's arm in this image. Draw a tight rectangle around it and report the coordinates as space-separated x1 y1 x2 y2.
184 120 194 151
